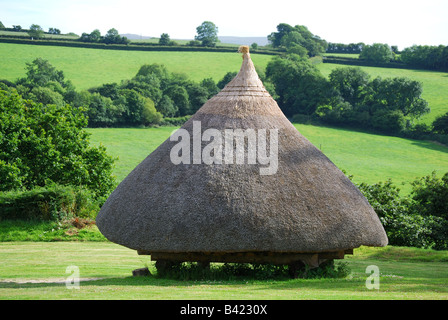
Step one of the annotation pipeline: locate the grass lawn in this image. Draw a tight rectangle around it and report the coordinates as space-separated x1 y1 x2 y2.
87 124 448 194
0 42 272 90
0 242 446 300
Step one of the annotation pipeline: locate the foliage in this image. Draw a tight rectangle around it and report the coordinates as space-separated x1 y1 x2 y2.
155 261 349 281
159 33 173 46
359 43 394 64
432 112 448 134
28 24 44 39
327 42 365 54
195 21 219 47
315 67 429 134
0 184 100 221
352 172 448 250
103 28 130 45
268 23 327 57
0 89 116 200
410 171 448 221
48 27 61 35
400 45 448 70
265 54 331 116
80 28 129 45
20 57 68 88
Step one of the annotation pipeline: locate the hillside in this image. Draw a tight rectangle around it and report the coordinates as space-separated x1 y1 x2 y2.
87 124 448 195
0 42 446 124
0 42 273 89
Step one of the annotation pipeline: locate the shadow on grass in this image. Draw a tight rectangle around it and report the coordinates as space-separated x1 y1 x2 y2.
1 275 447 297
410 139 448 154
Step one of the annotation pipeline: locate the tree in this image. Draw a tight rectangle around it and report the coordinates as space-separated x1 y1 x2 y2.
329 67 370 106
268 23 327 56
195 21 218 47
22 58 67 88
48 27 61 35
200 77 219 98
28 86 64 107
371 109 406 133
366 77 429 118
104 28 120 44
0 21 5 29
432 112 448 135
159 33 171 45
0 89 116 199
141 97 162 125
265 54 330 116
411 171 448 220
156 95 177 117
28 24 44 39
165 85 190 116
359 43 394 64
217 71 237 89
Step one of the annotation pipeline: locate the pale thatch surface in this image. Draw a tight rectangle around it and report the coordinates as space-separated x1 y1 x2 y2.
96 48 388 254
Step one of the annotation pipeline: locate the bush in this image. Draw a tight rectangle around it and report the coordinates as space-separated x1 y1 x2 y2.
160 115 191 126
0 89 116 199
371 109 406 133
0 184 100 221
359 43 394 64
350 172 448 250
155 261 350 280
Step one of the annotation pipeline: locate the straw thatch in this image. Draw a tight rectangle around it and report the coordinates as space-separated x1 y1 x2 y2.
96 47 387 263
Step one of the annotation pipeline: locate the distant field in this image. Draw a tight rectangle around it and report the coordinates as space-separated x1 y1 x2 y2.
87 124 448 194
0 30 78 40
0 43 446 123
0 43 272 90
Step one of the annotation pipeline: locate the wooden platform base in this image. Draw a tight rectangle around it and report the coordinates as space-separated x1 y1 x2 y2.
137 249 353 278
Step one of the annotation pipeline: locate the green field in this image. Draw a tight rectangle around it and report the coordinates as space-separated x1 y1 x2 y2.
87 124 448 194
1 43 447 123
0 42 272 90
0 242 446 300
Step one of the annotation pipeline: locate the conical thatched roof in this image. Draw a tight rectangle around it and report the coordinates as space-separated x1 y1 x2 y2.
96 47 387 257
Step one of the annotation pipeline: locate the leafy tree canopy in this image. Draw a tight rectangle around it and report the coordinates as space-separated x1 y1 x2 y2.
195 21 219 47
28 24 44 39
0 89 116 200
268 23 327 56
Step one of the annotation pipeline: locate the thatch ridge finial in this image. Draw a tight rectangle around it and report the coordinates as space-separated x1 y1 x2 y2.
238 45 250 58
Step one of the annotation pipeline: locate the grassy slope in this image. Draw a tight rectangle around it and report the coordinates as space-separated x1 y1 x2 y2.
0 42 272 90
0 242 446 300
0 43 446 123
87 125 448 194
317 63 448 124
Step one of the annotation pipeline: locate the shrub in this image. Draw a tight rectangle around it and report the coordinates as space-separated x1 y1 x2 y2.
0 89 116 199
0 184 100 221
351 173 448 250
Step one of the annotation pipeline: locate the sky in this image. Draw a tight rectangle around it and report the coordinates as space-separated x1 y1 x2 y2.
1 0 447 50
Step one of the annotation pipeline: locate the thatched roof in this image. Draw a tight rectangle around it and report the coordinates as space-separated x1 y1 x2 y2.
96 47 388 254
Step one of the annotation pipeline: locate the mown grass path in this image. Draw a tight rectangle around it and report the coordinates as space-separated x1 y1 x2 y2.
0 242 447 300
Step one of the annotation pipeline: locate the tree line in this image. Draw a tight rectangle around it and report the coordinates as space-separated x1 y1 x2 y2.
263 53 448 143
0 58 229 128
